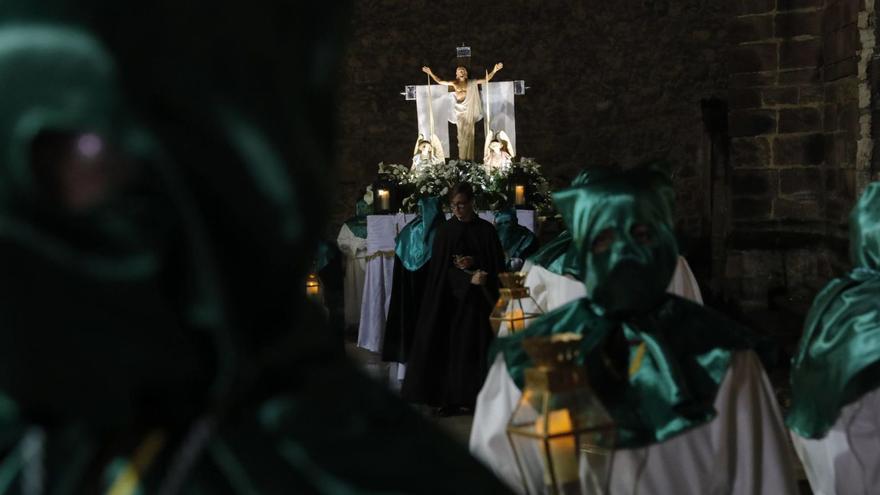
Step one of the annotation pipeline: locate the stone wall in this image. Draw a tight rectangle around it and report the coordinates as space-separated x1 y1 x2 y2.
331 0 734 249
723 0 874 312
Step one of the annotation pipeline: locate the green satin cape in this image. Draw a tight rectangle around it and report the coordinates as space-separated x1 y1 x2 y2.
787 182 880 438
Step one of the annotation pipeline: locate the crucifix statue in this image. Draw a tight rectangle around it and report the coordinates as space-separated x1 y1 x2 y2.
421 62 503 160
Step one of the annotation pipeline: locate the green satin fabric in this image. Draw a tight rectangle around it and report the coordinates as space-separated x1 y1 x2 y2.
497 163 754 447
343 199 369 239
314 241 337 273
494 208 536 260
787 183 880 438
492 296 752 447
395 196 442 271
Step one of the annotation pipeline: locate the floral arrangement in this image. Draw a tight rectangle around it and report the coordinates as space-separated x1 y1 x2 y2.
373 159 553 214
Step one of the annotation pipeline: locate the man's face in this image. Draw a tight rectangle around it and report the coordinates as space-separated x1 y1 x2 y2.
456 67 468 80
451 193 474 220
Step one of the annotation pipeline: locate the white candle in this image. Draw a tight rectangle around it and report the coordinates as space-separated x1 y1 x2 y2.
377 189 390 211
514 185 525 205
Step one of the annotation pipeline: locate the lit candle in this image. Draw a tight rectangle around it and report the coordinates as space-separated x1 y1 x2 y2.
535 409 580 486
377 189 390 211
507 308 526 333
307 284 320 296
514 185 525 205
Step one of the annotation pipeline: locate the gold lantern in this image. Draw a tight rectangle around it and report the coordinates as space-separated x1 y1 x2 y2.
506 333 616 495
490 272 544 336
305 272 324 304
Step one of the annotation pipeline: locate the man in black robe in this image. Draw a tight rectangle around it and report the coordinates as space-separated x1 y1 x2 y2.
401 183 506 414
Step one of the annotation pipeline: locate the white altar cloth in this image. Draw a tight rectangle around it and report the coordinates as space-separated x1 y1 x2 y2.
470 351 798 494
356 211 536 353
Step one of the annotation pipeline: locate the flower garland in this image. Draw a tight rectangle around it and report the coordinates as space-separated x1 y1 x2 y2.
371 160 553 214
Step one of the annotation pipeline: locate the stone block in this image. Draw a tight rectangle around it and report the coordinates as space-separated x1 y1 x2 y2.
731 169 778 196
780 168 822 197
779 68 821 84
823 23 860 65
732 137 772 167
729 110 777 137
777 0 822 9
824 58 858 82
762 87 799 106
732 197 774 220
824 0 859 32
798 85 823 104
774 198 821 219
780 39 822 69
825 78 859 103
737 0 776 15
773 133 825 165
731 71 777 88
730 88 763 109
836 101 860 133
775 11 822 38
824 132 856 165
729 44 779 74
732 15 775 44
824 104 839 132
778 107 822 133
742 249 784 277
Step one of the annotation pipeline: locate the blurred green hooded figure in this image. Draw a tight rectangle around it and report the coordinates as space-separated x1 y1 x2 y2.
787 182 880 494
493 207 537 271
0 1 511 493
469 164 797 494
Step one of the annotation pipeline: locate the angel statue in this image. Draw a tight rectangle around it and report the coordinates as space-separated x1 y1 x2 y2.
411 133 445 174
422 62 503 160
483 129 514 172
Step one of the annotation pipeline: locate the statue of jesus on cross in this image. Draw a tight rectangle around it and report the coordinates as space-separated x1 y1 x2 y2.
422 62 503 161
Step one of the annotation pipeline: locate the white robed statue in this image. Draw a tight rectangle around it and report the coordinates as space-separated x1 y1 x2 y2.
483 129 514 172
422 63 503 160
411 133 445 174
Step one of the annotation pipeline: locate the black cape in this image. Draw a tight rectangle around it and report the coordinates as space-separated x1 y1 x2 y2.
381 254 430 363
401 216 506 408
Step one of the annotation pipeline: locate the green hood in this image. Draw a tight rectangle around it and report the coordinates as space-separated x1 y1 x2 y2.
494 207 536 263
395 196 443 270
493 164 755 448
788 182 880 438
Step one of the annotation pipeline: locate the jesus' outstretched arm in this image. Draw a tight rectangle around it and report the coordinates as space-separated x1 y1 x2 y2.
422 66 454 86
476 63 503 84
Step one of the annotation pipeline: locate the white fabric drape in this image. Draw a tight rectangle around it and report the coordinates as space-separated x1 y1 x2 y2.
470 351 798 494
791 387 880 495
336 224 367 328
416 84 452 159
519 255 703 318
483 81 516 154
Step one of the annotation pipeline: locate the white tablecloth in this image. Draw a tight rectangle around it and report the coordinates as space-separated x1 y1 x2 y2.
791 387 880 495
336 224 367 328
356 211 536 353
470 351 798 494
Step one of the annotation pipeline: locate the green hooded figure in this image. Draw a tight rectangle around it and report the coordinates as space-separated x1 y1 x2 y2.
470 164 797 494
492 164 759 445
788 182 880 439
493 207 537 270
526 169 592 277
0 1 512 493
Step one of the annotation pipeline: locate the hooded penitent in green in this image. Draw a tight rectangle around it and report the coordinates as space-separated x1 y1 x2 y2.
0 1 511 493
494 207 537 264
787 182 880 438
344 198 370 239
526 169 594 277
395 196 443 271
492 164 756 447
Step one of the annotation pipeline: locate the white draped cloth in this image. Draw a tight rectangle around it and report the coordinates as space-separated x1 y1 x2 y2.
470 350 798 494
790 387 880 495
336 223 367 328
519 256 703 318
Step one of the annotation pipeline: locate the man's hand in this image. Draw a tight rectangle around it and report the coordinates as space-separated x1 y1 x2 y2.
470 270 488 286
493 62 503 72
422 66 432 75
454 256 476 270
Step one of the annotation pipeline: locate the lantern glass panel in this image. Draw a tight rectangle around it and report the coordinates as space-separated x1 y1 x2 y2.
490 273 544 336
